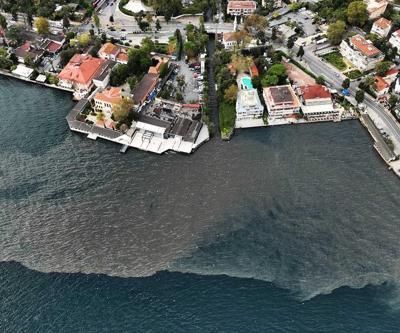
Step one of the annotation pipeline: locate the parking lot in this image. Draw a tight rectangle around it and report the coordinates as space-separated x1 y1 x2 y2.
176 60 203 103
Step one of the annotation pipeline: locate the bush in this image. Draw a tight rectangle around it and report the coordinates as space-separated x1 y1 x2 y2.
219 101 236 138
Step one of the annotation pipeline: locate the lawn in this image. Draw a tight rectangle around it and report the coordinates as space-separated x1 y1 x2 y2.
345 69 363 80
219 101 236 139
322 52 347 71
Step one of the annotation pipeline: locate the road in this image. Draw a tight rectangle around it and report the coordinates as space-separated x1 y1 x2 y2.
298 45 400 154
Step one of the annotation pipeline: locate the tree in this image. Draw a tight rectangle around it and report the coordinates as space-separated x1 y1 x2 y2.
388 94 398 110
316 75 325 85
138 20 149 32
159 63 168 78
267 63 287 84
230 53 252 73
347 1 368 27
78 33 91 47
184 41 198 58
63 15 70 29
327 20 346 45
355 89 365 104
5 25 23 45
342 78 350 89
297 46 305 59
34 17 49 35
261 74 279 86
24 54 34 67
145 13 153 25
232 30 251 48
156 19 161 31
112 98 134 122
244 14 268 41
224 84 238 105
59 48 77 67
363 75 377 91
109 15 114 23
127 76 138 91
375 61 392 76
93 13 100 31
0 13 7 30
110 64 129 86
287 37 294 49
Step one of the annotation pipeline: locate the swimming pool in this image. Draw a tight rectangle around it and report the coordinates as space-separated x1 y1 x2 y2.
241 77 253 90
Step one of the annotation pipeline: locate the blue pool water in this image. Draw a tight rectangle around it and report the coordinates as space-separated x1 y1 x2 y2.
241 76 253 90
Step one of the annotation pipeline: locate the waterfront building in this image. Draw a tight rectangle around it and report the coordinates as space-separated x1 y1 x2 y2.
12 64 34 78
98 42 129 64
227 1 257 16
14 41 44 64
236 89 264 121
132 73 159 105
94 87 123 115
365 0 388 20
263 85 301 119
298 84 338 121
340 34 384 71
58 54 107 99
370 17 392 38
389 29 400 53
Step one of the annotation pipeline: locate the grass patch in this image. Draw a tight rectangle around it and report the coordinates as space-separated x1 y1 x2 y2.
322 52 347 71
345 69 363 80
219 101 236 139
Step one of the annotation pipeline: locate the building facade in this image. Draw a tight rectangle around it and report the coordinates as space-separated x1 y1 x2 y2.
227 0 257 16
389 29 400 52
236 89 264 121
263 85 301 119
371 17 392 38
298 84 338 121
340 34 384 71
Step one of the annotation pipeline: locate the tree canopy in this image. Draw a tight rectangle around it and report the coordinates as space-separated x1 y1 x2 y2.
327 20 346 45
347 1 368 27
34 17 49 34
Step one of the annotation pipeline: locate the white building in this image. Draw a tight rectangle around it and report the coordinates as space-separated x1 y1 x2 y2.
340 34 384 71
298 84 338 121
222 32 237 49
371 17 392 38
389 29 400 53
227 0 257 16
94 87 123 116
98 42 129 64
366 0 388 20
263 85 301 120
236 89 264 121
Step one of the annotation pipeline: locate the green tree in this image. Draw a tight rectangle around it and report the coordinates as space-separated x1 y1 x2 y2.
93 13 100 31
78 33 91 47
34 17 49 35
261 74 279 86
347 1 368 27
63 15 70 29
127 76 138 91
110 64 129 86
327 20 346 45
297 46 304 58
316 75 325 85
184 41 198 58
375 61 392 76
355 89 365 104
5 25 23 45
138 20 149 32
224 84 238 105
287 37 294 49
0 13 7 30
267 63 287 84
156 19 161 31
342 78 350 89
388 94 398 110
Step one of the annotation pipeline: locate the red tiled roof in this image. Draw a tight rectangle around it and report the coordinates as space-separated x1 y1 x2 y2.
227 1 257 10
350 34 382 57
99 42 120 56
384 67 398 77
46 41 62 53
373 17 391 30
116 52 128 62
300 84 331 100
250 64 259 77
223 32 236 42
58 54 105 85
95 87 122 104
374 76 389 92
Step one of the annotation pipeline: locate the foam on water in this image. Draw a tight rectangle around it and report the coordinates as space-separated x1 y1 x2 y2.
1 77 400 302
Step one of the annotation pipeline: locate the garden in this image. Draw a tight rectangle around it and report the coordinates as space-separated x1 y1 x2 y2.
322 52 347 71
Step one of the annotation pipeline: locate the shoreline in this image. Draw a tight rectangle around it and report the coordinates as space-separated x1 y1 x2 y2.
1 70 398 175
